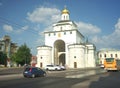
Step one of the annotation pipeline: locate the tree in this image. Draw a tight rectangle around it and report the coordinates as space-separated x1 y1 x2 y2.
0 52 7 66
11 44 32 65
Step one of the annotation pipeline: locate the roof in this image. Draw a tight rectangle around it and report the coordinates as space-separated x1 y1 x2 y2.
61 7 69 14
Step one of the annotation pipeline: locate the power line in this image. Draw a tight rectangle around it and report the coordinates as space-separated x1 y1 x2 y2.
0 16 41 36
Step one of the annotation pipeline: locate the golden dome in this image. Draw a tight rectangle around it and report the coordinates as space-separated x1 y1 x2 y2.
62 8 69 14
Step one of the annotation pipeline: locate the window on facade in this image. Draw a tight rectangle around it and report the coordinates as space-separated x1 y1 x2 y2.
64 16 65 20
111 54 113 57
64 32 66 35
74 56 76 58
54 33 56 36
104 54 106 57
60 26 62 30
74 62 77 68
48 33 50 36
115 54 117 58
100 54 102 58
70 31 72 34
40 63 43 68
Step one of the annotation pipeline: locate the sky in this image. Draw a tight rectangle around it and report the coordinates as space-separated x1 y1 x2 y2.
0 0 120 55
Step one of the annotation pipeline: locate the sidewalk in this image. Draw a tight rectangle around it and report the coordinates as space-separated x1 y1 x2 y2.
0 67 105 78
0 67 24 76
66 68 106 78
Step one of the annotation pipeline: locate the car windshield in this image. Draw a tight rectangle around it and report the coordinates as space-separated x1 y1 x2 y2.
25 68 31 71
47 65 53 67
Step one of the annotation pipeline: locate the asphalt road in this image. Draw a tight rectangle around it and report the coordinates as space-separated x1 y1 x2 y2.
78 71 120 88
0 71 120 88
1 68 120 88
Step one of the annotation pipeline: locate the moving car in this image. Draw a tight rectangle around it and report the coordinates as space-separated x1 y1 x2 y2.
45 65 61 71
23 67 46 78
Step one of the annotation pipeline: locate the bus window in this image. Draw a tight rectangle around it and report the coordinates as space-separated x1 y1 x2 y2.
105 58 114 62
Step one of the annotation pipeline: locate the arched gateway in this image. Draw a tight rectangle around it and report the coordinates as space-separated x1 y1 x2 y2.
36 7 96 69
54 40 65 66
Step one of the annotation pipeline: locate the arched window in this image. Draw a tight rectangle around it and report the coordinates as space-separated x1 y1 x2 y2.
74 62 77 68
104 54 106 57
115 54 117 58
111 54 113 57
100 54 102 58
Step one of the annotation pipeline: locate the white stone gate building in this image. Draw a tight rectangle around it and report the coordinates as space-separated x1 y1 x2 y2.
36 7 96 69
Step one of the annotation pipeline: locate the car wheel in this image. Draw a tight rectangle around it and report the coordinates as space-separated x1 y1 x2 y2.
24 75 27 78
46 68 49 71
43 73 46 77
32 74 35 78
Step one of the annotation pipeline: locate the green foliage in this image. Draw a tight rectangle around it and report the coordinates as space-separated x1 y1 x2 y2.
0 52 7 66
11 44 32 65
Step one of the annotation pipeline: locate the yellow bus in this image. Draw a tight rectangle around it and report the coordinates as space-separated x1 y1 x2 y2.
104 58 120 71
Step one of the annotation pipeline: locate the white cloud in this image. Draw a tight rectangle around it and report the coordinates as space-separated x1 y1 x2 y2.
15 25 29 33
3 24 13 32
114 18 120 35
26 6 120 50
91 18 120 49
106 18 120 46
22 25 29 31
3 24 29 34
76 21 101 36
35 25 52 46
75 18 120 50
26 6 61 47
27 6 61 25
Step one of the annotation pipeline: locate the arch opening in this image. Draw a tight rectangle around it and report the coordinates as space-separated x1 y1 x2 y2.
59 54 65 66
54 40 65 65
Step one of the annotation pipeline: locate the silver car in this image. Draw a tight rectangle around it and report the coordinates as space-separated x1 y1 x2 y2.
45 65 61 71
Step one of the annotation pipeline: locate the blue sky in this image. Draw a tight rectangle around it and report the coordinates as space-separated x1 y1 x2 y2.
0 0 120 55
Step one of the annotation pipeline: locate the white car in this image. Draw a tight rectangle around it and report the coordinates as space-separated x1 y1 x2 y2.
56 65 66 70
45 65 61 71
100 64 104 68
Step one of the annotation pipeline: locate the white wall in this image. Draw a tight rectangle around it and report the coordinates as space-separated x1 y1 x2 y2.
86 45 96 67
36 46 52 68
68 45 86 68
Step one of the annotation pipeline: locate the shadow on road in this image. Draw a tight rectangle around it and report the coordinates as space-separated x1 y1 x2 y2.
89 71 120 88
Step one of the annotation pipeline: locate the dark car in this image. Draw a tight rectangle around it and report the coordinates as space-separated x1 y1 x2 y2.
23 67 46 78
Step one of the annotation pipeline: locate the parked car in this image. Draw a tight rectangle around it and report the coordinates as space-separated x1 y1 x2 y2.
23 67 46 78
60 66 66 70
45 65 61 71
56 65 66 70
100 64 104 68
